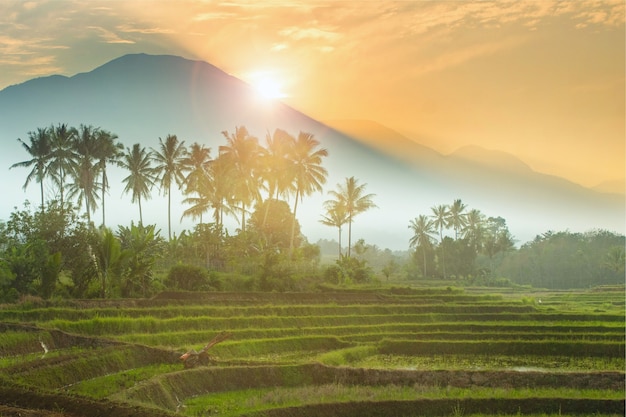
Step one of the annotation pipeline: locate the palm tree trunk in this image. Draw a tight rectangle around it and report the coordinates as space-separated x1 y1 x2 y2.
422 246 427 277
337 226 342 259
101 171 106 227
167 185 172 241
439 228 446 279
138 197 143 225
347 214 353 257
39 179 45 214
86 195 91 225
289 189 300 256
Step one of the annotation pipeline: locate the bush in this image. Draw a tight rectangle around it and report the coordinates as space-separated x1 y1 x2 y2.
165 264 210 291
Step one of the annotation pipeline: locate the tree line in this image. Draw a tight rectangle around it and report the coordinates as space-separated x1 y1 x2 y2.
2 123 622 300
407 199 515 280
2 123 381 300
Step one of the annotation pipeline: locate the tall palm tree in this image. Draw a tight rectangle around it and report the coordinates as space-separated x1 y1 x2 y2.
463 209 486 254
448 199 467 239
288 131 328 254
69 124 101 224
152 134 187 241
219 127 262 232
209 154 237 229
48 123 77 209
94 129 123 227
10 127 53 213
260 129 295 226
408 215 435 277
431 204 450 279
120 144 155 225
180 142 212 224
327 176 376 257
319 200 348 258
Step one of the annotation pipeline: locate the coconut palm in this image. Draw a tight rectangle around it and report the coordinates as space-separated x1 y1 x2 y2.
260 129 295 226
431 204 450 279
463 209 486 254
209 155 237 229
94 129 123 227
180 142 212 224
319 200 348 258
288 132 328 254
48 123 77 209
10 127 53 213
181 143 211 194
327 176 376 257
68 124 101 224
408 214 435 277
152 134 187 241
120 144 155 225
448 199 467 239
219 127 262 232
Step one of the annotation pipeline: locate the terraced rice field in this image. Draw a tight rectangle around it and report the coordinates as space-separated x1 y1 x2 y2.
0 287 624 416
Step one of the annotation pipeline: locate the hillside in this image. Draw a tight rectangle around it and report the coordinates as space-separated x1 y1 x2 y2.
0 53 623 249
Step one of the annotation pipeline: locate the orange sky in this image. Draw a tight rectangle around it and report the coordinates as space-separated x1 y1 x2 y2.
1 0 624 189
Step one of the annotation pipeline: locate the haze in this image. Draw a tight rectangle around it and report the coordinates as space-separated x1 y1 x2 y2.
1 0 624 190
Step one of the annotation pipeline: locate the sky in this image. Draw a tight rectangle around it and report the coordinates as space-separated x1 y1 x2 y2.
1 0 624 189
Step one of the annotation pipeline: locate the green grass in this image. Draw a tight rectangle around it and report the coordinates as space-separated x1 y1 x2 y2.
67 363 180 398
182 384 625 417
0 286 623 417
350 353 626 371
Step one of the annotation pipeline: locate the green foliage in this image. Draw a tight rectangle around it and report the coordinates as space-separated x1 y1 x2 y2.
165 264 211 291
331 254 373 284
249 199 300 252
117 223 164 297
498 230 625 289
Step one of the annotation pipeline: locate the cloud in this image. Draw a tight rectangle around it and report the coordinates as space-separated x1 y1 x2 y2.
88 26 135 44
192 12 236 21
117 24 175 35
411 36 528 77
278 26 341 42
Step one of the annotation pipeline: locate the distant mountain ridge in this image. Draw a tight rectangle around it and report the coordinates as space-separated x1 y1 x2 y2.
0 53 623 249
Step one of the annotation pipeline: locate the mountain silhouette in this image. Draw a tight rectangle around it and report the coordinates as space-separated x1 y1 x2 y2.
0 53 623 249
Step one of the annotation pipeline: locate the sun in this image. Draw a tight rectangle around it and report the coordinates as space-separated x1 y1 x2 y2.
247 70 288 100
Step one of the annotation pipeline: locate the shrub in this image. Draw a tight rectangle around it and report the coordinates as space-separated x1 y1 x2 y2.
165 264 209 291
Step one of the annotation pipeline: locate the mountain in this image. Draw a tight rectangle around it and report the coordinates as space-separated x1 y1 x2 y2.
0 54 623 250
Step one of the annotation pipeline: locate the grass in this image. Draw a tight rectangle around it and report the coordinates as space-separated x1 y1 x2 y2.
181 384 625 417
350 353 626 371
67 364 180 398
0 286 623 417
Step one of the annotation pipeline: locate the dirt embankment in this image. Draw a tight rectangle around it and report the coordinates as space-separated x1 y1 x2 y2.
0 385 177 417
123 363 626 410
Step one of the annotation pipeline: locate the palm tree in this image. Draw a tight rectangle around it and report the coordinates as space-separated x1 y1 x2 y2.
320 200 348 258
209 155 237 229
431 204 450 279
288 131 328 254
463 209 486 254
260 129 295 226
120 144 155 224
448 199 467 239
10 127 53 213
327 176 376 257
180 142 212 224
48 123 77 209
219 127 262 232
408 214 435 277
94 129 123 227
69 124 101 224
152 134 187 241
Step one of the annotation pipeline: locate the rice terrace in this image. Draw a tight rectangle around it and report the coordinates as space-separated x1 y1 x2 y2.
0 286 623 417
